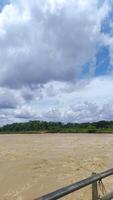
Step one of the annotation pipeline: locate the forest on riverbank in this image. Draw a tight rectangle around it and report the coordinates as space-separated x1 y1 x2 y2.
0 120 113 133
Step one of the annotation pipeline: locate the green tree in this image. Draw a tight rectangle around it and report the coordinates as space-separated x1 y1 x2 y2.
87 125 97 133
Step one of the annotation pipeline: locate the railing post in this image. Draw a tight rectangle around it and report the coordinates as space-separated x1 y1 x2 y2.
92 173 99 200
36 168 113 200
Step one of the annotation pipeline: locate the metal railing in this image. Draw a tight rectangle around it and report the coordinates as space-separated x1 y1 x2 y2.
34 168 113 200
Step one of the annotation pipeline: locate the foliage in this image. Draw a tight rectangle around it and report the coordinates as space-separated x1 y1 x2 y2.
0 120 113 133
87 125 97 133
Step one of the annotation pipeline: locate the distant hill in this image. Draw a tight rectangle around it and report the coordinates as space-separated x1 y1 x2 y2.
0 120 113 133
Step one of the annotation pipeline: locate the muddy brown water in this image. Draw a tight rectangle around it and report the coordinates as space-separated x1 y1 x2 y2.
0 134 113 200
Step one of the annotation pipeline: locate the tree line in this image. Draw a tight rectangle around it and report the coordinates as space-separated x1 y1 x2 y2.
0 120 113 133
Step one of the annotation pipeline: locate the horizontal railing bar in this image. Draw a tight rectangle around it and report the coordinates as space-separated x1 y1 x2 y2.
35 168 113 200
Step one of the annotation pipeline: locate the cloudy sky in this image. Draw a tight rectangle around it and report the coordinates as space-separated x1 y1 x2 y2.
0 0 113 125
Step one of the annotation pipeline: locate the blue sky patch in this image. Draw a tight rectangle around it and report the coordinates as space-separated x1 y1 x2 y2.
101 3 113 35
0 0 10 11
81 61 91 78
95 47 110 76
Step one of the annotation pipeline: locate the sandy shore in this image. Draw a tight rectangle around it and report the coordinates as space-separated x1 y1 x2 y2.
0 133 113 200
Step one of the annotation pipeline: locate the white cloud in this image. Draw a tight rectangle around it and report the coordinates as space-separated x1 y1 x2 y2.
0 76 113 125
0 0 113 125
0 0 111 88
